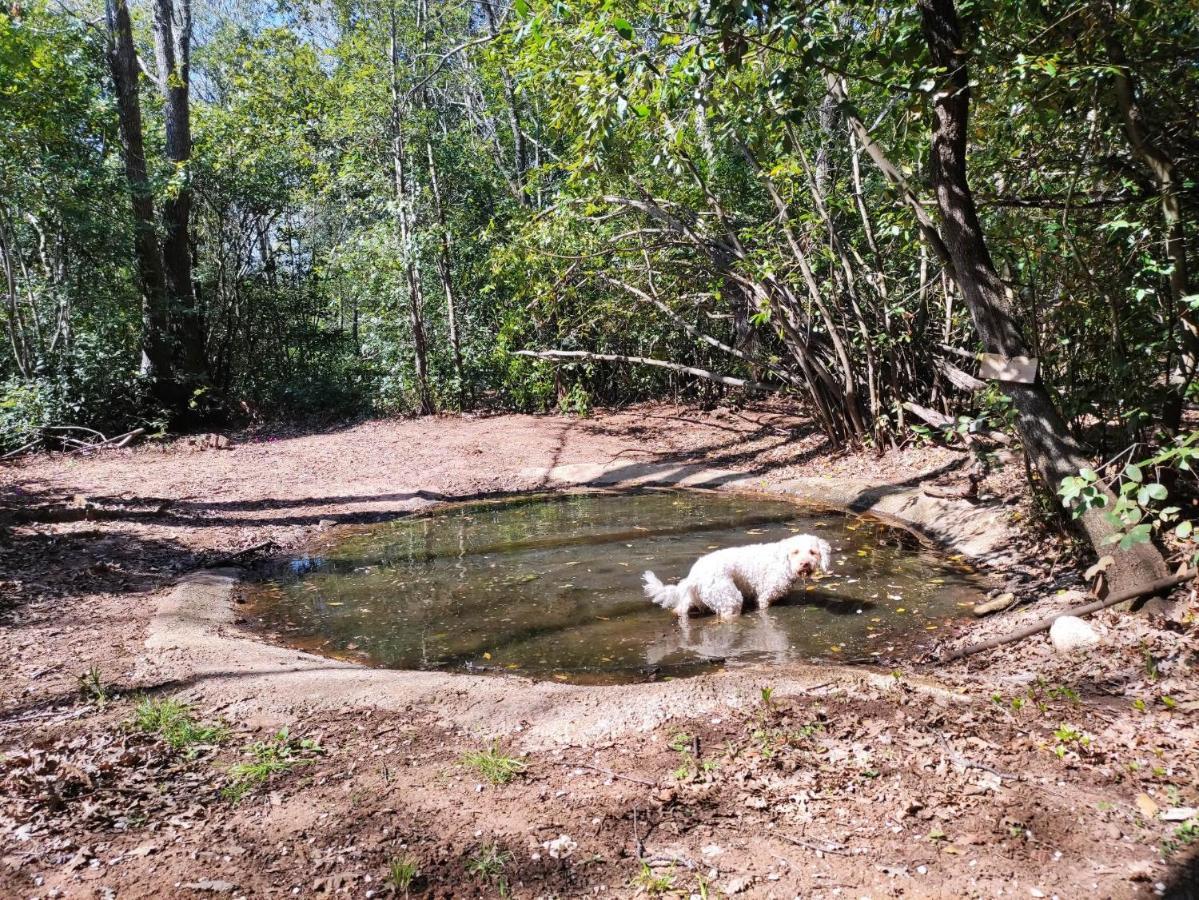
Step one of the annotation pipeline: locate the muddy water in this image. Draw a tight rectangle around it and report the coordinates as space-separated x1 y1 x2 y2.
245 491 984 683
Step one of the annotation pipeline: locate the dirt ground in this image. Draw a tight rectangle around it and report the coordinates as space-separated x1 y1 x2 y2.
1 403 1197 898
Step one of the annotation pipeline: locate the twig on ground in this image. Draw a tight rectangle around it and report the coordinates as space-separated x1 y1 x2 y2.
555 759 657 787
779 834 851 856
938 733 1016 781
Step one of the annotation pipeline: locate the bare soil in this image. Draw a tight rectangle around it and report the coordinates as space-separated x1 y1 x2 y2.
1 403 1196 898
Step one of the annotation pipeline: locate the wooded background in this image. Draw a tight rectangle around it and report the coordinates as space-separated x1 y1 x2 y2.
2 0 1195 472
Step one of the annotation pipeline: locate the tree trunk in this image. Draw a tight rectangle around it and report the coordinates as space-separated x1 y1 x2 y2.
917 0 1168 596
426 140 466 407
483 2 529 206
105 0 175 404
151 0 207 392
390 2 433 415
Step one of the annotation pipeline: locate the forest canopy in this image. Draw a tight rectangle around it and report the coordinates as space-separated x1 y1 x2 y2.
1 0 1196 469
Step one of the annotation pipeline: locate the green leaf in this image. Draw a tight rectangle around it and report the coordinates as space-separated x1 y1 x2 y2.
1123 464 1143 484
1145 483 1168 501
1118 523 1153 550
611 17 635 40
1176 521 1193 540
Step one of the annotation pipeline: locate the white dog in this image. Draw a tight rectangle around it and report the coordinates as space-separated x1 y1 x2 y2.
643 534 832 621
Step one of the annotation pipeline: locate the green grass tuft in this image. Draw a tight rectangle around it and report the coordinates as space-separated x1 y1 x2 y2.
461 744 526 785
132 697 227 757
222 727 324 802
466 841 512 894
632 861 675 895
386 855 421 893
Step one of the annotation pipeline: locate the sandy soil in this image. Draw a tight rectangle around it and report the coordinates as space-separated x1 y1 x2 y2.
1 403 1197 898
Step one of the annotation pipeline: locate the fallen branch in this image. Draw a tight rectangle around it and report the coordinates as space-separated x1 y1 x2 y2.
941 570 1196 662
902 401 1010 446
1 438 41 461
512 349 782 392
76 428 145 453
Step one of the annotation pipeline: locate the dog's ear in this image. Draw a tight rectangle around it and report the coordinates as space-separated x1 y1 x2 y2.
818 539 832 573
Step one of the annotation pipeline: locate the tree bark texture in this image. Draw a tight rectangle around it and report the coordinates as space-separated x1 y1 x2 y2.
151 0 207 388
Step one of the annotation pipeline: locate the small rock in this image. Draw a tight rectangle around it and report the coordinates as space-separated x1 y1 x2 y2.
1049 616 1100 653
317 519 336 529
1160 807 1197 822
721 874 753 895
181 881 237 894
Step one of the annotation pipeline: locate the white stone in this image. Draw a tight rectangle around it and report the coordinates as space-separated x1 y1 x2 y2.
1049 616 1100 653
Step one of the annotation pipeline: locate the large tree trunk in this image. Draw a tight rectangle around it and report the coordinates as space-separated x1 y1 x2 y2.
151 0 207 392
104 0 175 405
916 0 1168 596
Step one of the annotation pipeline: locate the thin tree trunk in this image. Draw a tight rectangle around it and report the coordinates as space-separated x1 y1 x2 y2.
1103 26 1196 428
105 0 175 403
736 139 867 439
426 139 465 406
390 3 433 415
483 2 529 206
151 0 206 390
917 0 1167 596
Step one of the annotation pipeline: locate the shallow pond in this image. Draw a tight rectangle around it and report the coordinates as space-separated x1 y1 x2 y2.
245 490 984 683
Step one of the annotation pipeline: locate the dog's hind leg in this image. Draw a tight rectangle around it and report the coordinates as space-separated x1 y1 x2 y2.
701 577 746 621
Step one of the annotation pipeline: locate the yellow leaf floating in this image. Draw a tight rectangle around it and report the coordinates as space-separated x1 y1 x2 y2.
483 652 492 660
895 607 906 613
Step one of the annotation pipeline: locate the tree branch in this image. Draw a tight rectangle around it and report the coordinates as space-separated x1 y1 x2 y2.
511 349 782 392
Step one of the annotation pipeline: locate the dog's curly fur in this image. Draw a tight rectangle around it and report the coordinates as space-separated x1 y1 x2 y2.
643 534 832 621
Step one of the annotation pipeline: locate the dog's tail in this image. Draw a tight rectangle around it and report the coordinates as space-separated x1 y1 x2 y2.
643 570 687 613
